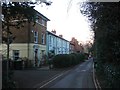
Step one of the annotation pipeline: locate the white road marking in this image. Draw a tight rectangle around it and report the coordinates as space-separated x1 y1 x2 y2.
93 64 98 89
39 73 63 88
80 65 83 66
93 63 101 90
39 69 71 88
81 70 86 72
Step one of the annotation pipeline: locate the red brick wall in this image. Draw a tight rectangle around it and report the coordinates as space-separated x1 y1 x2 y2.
9 21 47 45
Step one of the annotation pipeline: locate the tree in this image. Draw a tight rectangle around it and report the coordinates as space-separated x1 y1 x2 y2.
80 2 119 63
2 1 52 88
80 2 120 88
2 0 52 54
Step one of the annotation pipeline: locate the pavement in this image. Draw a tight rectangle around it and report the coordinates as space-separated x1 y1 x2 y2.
13 65 73 88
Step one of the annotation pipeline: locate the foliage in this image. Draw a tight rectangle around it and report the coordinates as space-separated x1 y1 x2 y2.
48 50 55 58
52 54 69 68
2 1 52 88
52 53 85 68
2 60 16 88
2 2 37 44
2 1 52 44
80 2 120 88
2 70 16 88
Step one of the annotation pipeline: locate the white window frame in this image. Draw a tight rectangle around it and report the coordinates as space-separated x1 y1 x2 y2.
42 33 45 44
34 31 38 43
41 19 45 26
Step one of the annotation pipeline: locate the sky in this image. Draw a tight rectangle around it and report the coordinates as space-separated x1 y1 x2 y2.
34 0 93 43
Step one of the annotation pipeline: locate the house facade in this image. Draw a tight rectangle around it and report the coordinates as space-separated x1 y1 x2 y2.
46 30 70 57
70 37 84 53
1 9 50 67
69 42 75 53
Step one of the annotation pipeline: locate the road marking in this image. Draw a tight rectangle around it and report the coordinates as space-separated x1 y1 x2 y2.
93 63 101 90
39 73 63 88
93 63 98 89
38 69 72 88
34 72 64 88
81 70 86 72
80 65 83 66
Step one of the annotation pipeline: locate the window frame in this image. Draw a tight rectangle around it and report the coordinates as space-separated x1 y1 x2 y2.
41 33 45 44
34 31 38 43
41 19 45 26
13 50 20 60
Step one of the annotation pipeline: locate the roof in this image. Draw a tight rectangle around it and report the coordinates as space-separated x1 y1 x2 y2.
70 42 75 45
34 9 50 21
47 31 69 42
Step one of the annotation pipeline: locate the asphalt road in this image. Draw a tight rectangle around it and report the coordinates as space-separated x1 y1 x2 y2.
40 59 95 88
13 66 71 88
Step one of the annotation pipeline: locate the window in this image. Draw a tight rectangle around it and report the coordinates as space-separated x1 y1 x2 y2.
36 16 39 23
34 31 38 43
36 19 39 23
13 50 19 60
42 33 45 44
41 19 45 26
49 36 51 44
34 32 37 36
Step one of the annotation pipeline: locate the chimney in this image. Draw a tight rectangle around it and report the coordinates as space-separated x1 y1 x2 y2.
51 29 56 34
59 34 63 38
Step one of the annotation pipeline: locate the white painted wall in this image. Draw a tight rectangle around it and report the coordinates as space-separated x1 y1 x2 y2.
47 31 70 55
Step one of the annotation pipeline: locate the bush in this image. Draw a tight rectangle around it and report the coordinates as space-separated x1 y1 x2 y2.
2 60 16 88
97 63 120 88
69 53 77 65
52 53 85 68
14 60 24 70
78 53 86 62
52 54 69 68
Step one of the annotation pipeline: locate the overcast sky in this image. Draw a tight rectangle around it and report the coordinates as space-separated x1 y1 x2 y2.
34 0 93 43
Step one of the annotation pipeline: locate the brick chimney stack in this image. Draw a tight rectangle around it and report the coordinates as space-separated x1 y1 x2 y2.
51 29 56 34
59 34 63 38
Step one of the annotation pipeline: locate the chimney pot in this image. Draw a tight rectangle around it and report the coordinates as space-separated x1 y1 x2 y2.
51 30 56 34
59 34 63 38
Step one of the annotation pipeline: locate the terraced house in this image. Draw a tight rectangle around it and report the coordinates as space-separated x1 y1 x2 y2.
46 30 70 57
1 9 50 67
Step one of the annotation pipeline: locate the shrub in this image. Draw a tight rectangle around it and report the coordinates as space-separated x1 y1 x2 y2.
69 53 77 65
52 53 85 68
78 53 86 62
52 54 70 68
2 59 17 88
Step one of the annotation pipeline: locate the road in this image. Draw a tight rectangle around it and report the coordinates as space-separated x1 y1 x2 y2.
13 66 71 88
39 59 96 88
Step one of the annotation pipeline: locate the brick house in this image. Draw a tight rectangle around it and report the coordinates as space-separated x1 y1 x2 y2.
70 42 75 53
1 9 50 67
70 37 84 53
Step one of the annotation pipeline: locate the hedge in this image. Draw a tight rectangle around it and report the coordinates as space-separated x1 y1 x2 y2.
52 53 85 68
